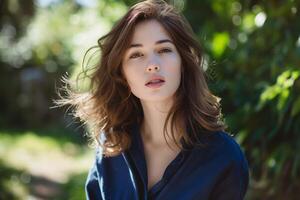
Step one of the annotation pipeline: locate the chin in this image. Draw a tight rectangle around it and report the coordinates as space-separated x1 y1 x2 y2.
131 87 178 102
138 93 175 103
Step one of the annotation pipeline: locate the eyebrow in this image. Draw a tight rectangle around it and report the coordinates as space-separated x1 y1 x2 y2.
129 39 173 48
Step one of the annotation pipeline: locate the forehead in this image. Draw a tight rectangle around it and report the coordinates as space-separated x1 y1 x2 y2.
130 19 172 43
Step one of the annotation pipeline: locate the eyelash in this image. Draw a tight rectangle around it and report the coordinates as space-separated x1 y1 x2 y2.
158 48 172 54
129 48 172 59
129 52 143 59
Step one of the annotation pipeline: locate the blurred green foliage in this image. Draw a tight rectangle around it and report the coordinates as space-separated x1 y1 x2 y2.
0 0 300 199
181 0 300 199
58 172 87 200
0 128 93 199
0 160 26 200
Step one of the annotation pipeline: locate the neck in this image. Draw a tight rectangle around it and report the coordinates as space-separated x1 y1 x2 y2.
140 98 180 147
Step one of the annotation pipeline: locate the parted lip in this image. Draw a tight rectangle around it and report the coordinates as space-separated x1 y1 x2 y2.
145 75 165 85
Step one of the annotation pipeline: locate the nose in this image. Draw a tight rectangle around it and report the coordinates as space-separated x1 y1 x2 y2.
146 63 160 73
146 54 160 73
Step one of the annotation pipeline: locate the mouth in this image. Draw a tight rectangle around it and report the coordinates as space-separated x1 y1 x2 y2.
145 77 165 88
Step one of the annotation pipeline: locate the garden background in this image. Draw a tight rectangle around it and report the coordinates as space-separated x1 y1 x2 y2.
0 0 299 199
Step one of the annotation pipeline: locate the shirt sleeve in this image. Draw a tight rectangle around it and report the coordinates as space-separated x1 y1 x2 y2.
210 150 249 200
85 148 104 200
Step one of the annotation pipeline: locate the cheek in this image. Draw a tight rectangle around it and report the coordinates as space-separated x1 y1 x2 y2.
123 65 144 90
166 55 181 82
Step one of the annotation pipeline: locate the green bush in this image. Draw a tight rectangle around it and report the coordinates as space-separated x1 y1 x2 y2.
0 160 27 200
181 0 300 198
59 172 87 200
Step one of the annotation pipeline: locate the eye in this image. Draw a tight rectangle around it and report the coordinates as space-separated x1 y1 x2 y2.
158 48 172 54
129 52 143 59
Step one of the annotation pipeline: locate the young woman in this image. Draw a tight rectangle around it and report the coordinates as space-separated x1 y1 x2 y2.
59 0 249 199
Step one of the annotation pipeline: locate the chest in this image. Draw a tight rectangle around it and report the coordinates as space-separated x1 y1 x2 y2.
143 144 181 190
97 144 227 200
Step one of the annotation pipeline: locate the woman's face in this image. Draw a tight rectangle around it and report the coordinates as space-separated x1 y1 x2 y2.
122 19 181 103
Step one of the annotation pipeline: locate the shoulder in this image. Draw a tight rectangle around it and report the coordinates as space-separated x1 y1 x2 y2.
92 131 125 165
201 131 250 199
206 131 249 177
200 131 247 162
190 130 249 178
91 132 106 164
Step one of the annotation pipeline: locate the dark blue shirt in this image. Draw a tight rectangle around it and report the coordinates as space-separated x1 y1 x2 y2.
85 124 249 200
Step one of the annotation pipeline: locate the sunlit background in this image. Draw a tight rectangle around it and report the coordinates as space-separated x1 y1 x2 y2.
1 0 299 199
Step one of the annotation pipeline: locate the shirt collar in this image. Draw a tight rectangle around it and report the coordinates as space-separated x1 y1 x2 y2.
126 123 193 194
125 123 192 181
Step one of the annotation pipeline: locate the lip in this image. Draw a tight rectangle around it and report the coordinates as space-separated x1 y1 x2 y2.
146 81 165 88
145 75 166 86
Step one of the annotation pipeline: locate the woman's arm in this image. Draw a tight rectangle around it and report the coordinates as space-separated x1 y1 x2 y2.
210 155 249 200
85 160 103 200
85 145 105 200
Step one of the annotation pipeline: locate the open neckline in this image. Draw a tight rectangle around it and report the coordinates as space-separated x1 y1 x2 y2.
127 123 192 196
145 149 184 193
136 130 185 194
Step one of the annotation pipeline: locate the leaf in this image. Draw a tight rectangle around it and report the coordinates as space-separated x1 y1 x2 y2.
277 89 289 111
236 129 248 144
211 32 230 58
291 97 300 117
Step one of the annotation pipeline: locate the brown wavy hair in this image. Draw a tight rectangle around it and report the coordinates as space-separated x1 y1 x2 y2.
56 0 226 157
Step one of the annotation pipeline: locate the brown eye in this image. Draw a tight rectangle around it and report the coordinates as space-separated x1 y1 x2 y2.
158 48 172 54
129 52 143 59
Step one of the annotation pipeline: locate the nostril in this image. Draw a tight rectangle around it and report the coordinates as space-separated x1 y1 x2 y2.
146 65 159 72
